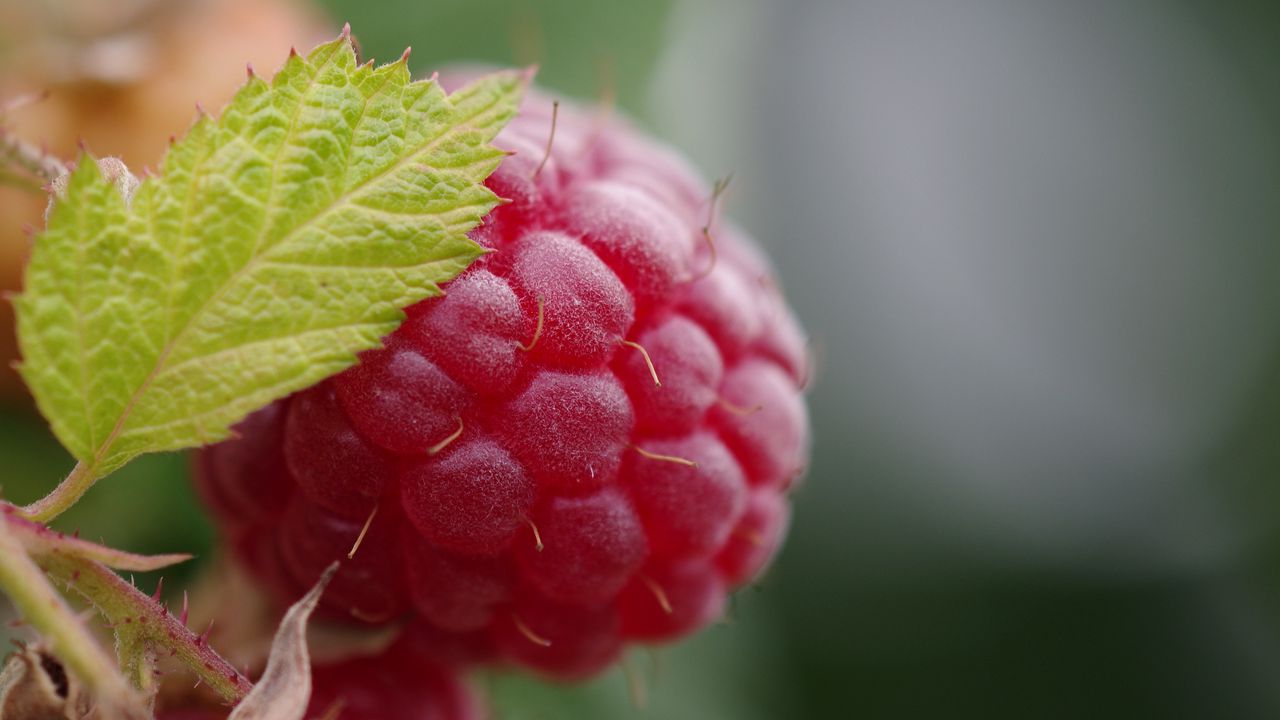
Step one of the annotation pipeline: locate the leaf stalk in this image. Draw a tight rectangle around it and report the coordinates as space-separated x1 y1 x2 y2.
21 460 93 522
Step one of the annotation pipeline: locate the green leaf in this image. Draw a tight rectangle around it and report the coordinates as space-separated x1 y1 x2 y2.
14 31 523 515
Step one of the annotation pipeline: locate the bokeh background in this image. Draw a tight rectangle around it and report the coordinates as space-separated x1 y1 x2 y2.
4 0 1280 717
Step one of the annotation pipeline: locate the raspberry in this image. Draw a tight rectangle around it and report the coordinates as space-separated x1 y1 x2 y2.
278 498 408 623
491 594 622 681
623 433 747 560
155 642 480 720
306 645 480 720
194 80 810 683
618 315 724 436
516 488 648 604
617 560 727 642
400 437 534 555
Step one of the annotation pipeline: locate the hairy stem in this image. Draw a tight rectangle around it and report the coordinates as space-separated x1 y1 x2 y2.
21 460 93 522
36 548 253 702
0 509 146 718
0 126 67 183
3 503 253 703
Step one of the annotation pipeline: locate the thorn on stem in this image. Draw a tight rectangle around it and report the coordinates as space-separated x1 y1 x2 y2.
0 90 50 117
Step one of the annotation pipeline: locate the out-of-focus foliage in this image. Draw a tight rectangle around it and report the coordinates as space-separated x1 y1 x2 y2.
318 0 674 117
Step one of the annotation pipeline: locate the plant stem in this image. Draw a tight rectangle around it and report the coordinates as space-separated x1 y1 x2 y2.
0 126 67 183
0 509 146 718
36 548 254 702
22 460 94 522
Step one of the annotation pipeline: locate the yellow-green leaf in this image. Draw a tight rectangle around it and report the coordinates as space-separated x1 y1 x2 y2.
15 30 523 517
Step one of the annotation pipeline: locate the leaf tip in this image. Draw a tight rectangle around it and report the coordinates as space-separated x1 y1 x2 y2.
341 22 352 41
319 560 339 586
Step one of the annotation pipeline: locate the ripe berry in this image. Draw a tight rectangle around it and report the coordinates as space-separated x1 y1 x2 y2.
307 645 480 720
195 80 810 682
155 643 479 720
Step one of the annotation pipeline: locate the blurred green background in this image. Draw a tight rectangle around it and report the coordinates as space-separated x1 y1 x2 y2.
7 0 1280 717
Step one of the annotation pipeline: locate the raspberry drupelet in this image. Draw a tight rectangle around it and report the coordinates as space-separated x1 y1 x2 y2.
195 77 809 683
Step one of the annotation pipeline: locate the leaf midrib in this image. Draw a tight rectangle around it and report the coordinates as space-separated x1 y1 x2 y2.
80 68 506 473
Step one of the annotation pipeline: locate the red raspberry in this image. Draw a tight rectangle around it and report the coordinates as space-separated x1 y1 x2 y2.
195 80 809 682
306 645 481 720
157 640 478 712
156 644 480 720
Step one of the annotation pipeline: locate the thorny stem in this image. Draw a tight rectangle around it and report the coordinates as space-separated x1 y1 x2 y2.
22 460 93 522
1 504 253 705
0 508 147 718
0 127 68 183
36 544 254 702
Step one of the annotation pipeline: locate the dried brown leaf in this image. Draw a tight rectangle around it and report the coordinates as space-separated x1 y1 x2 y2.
227 563 338 720
0 644 93 719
